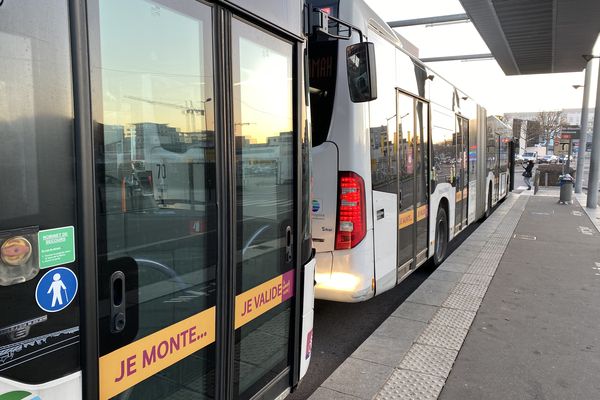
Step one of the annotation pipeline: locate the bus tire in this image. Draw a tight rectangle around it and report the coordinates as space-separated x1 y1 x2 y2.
433 206 448 265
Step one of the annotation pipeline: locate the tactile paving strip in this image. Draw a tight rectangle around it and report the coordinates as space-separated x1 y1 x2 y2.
375 369 445 400
442 293 483 312
370 194 530 400
467 262 497 277
430 307 476 330
461 273 492 286
416 323 468 351
398 344 458 379
452 282 489 298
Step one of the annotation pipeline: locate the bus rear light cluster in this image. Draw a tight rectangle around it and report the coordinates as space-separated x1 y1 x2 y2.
335 171 366 250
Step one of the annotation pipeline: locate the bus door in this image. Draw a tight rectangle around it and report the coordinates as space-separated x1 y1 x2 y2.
396 91 429 277
414 100 430 266
454 117 469 232
90 1 300 399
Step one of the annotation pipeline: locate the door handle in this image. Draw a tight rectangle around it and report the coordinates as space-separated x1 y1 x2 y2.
110 271 126 333
285 226 293 263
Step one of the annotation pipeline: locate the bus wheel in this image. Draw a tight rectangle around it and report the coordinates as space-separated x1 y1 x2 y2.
434 206 448 265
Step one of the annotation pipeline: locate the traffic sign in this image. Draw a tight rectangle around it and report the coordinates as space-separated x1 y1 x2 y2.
35 267 78 313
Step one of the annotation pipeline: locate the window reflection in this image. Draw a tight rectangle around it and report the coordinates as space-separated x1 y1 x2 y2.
232 19 294 399
431 109 456 187
369 34 397 192
91 0 216 398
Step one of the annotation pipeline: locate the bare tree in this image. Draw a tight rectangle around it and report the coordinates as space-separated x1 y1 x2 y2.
536 111 567 152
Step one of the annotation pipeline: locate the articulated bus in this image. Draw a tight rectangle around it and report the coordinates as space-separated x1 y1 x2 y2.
307 0 511 302
0 1 316 399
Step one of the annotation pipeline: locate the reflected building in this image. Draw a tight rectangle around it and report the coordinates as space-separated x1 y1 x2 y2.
237 131 293 184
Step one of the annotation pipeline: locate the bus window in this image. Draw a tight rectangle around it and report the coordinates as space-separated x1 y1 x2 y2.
308 39 338 147
431 109 456 187
90 0 217 398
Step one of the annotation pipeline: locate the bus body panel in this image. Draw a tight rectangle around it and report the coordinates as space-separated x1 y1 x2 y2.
299 258 316 380
372 190 397 294
225 0 303 38
314 233 375 302
311 142 338 253
0 373 81 400
468 180 478 223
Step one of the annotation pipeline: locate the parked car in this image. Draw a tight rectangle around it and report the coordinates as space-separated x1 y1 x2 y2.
539 155 558 164
521 152 538 162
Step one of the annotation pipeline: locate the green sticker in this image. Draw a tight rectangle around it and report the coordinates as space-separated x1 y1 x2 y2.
38 226 75 269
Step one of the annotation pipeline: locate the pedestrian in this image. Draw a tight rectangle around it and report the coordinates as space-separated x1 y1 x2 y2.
523 160 534 190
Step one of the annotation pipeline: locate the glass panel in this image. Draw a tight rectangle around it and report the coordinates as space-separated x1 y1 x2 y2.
369 34 397 193
232 19 295 399
415 101 428 253
397 94 415 267
0 0 80 385
91 0 216 398
454 118 464 229
431 109 456 188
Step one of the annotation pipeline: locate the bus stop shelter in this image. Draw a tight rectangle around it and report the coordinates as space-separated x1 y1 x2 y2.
458 0 600 207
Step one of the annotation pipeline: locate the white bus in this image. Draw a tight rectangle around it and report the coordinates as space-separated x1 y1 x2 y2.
307 0 511 302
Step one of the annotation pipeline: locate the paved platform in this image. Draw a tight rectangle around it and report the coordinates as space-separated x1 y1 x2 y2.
306 188 600 400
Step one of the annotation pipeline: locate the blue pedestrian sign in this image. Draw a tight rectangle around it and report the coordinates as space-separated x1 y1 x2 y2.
35 267 78 313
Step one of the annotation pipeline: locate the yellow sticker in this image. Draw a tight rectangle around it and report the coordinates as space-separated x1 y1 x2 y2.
417 205 428 222
399 210 414 229
456 189 463 202
99 307 216 400
99 270 296 399
235 270 295 329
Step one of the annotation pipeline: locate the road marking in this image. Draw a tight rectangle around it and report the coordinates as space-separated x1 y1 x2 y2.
578 226 594 236
571 210 583 216
514 234 536 240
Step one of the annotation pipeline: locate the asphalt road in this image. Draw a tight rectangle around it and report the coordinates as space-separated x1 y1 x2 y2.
288 218 483 400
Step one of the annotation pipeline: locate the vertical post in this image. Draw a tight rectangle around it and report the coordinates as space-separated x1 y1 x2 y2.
575 61 593 193
586 62 600 208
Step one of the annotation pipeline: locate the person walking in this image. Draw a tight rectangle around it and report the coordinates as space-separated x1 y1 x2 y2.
523 160 534 190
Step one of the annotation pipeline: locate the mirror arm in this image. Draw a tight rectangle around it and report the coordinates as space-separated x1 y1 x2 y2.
309 7 364 42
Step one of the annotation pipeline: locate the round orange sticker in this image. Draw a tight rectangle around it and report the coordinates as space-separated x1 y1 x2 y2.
1 236 33 266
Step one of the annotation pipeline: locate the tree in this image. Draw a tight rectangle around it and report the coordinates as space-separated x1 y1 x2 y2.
536 111 567 152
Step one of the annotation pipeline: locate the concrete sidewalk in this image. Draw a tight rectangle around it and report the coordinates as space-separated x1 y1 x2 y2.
307 188 600 400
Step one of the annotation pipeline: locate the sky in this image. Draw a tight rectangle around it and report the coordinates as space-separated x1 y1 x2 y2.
364 0 599 115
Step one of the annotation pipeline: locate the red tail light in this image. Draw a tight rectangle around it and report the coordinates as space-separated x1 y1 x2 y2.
335 171 367 250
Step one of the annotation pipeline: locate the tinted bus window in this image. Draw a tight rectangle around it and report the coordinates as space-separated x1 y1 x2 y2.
369 32 397 191
0 0 80 384
431 108 456 187
308 40 338 147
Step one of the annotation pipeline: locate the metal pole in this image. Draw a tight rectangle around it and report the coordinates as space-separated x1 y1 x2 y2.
575 61 593 193
586 62 600 208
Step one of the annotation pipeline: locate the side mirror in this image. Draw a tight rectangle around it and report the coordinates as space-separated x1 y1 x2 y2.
346 42 377 103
